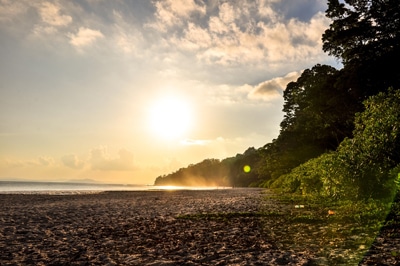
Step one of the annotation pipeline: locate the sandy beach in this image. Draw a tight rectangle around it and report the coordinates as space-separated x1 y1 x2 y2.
0 188 399 265
0 188 309 265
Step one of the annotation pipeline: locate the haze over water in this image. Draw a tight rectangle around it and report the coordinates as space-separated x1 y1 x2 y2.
0 181 227 194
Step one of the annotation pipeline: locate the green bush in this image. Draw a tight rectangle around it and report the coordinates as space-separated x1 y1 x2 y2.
275 89 400 201
337 89 400 200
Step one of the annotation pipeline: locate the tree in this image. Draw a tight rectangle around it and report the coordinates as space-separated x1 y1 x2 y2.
259 64 358 186
276 89 400 200
153 159 230 186
322 0 400 98
337 89 400 199
323 0 400 64
281 64 356 149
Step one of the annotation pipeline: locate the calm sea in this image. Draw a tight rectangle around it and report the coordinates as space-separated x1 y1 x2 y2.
0 181 225 194
0 181 152 194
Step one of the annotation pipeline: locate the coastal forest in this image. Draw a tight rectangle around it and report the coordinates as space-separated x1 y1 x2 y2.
154 0 400 202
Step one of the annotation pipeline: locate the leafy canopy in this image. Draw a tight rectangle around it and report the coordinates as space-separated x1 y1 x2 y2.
275 89 400 200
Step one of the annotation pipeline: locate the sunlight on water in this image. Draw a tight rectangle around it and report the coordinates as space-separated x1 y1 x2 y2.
0 181 149 195
0 181 231 194
152 185 231 191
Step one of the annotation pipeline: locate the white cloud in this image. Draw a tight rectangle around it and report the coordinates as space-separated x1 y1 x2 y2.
208 16 228 35
112 10 144 54
219 3 236 24
0 0 29 22
61 154 85 169
172 22 211 51
254 12 330 64
148 0 206 32
248 71 302 101
205 84 247 104
38 2 72 27
257 0 280 20
2 156 55 168
115 33 136 53
32 25 57 36
38 156 55 166
29 2 73 37
90 147 135 171
149 0 330 70
68 27 104 48
166 0 206 17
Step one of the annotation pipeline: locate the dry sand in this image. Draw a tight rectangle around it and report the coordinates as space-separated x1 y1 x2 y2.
0 188 398 265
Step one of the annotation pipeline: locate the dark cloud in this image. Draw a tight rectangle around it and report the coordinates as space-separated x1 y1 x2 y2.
249 71 301 101
272 0 327 21
256 81 282 96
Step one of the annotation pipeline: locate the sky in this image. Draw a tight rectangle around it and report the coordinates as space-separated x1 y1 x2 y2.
0 0 339 184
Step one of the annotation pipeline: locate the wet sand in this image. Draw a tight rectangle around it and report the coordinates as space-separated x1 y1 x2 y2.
1 188 398 265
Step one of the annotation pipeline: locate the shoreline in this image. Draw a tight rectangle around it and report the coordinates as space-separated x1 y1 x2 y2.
1 189 398 265
0 180 233 195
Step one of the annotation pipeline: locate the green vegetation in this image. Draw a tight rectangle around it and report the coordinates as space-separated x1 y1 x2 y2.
175 192 400 264
154 158 230 186
273 89 400 201
154 0 400 204
154 147 264 187
263 193 396 265
176 211 283 221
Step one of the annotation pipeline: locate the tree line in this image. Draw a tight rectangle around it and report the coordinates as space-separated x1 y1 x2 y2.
154 0 400 201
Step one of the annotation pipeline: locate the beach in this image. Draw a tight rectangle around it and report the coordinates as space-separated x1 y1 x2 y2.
0 188 398 265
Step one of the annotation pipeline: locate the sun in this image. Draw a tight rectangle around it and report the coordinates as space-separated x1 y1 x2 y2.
148 96 192 140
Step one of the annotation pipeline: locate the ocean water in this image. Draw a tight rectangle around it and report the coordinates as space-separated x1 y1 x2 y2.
0 181 226 194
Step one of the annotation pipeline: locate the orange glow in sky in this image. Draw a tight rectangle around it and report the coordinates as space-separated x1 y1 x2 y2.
0 0 338 184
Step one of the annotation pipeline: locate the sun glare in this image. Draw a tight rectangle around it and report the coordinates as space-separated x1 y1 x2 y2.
148 96 192 140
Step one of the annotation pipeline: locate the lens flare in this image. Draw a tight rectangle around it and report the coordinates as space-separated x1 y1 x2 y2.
243 165 251 173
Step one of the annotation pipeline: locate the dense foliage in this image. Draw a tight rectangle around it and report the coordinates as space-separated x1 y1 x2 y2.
153 0 400 201
273 89 400 200
323 0 400 99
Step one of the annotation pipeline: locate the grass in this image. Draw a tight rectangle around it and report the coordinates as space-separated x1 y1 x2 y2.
176 211 284 221
174 190 400 265
265 191 399 265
